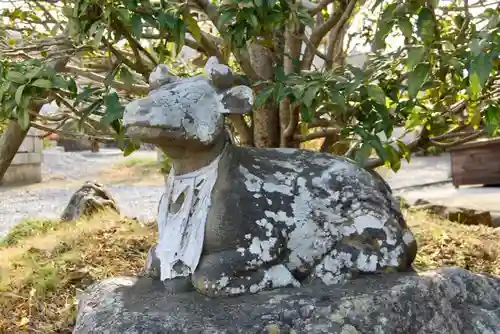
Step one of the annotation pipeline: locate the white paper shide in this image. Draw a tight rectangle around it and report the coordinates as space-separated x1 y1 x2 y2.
156 151 223 280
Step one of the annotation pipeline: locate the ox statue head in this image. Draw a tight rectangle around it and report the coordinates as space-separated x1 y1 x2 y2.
123 57 254 156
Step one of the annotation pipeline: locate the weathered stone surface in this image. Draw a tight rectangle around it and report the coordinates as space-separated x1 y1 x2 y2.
411 199 493 227
73 267 500 333
121 57 417 298
60 181 119 221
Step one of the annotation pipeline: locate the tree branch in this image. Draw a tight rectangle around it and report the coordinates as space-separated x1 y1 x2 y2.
430 129 485 148
364 126 430 169
63 65 149 95
30 123 118 142
308 0 334 15
294 127 339 142
301 0 358 70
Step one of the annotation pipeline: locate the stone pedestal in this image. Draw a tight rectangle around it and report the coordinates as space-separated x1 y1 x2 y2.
1 128 43 186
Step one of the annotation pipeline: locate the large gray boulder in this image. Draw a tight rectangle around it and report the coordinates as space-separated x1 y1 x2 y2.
73 267 500 333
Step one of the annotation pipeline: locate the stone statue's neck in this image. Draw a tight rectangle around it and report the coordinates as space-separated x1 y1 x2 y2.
169 138 228 176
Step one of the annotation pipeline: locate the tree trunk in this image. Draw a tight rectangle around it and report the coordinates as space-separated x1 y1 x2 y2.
0 120 32 182
280 24 303 148
0 97 51 182
247 43 280 148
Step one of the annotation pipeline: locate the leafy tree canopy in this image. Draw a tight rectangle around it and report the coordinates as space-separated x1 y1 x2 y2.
0 0 499 172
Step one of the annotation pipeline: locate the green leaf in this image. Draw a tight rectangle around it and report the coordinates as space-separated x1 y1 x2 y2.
52 77 69 89
123 139 140 156
470 53 493 90
303 85 320 107
484 104 500 136
158 12 176 29
78 99 104 129
370 138 389 162
374 22 395 50
15 85 25 105
17 107 30 130
119 67 134 87
469 103 481 127
88 21 100 38
102 92 124 125
398 17 413 39
174 19 186 54
131 14 143 38
74 87 104 106
122 0 137 11
407 46 425 70
30 79 53 89
25 67 43 80
68 78 78 95
254 86 274 108
184 12 201 43
385 144 402 172
469 72 481 99
331 90 347 112
469 39 485 57
416 7 436 43
300 103 312 123
354 143 372 165
249 14 259 30
93 26 105 49
367 84 386 105
116 7 130 23
6 71 27 84
408 62 430 99
396 140 411 163
373 3 397 49
219 11 234 27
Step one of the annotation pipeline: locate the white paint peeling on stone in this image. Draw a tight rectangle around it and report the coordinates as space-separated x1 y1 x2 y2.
262 181 293 195
123 78 224 144
403 230 415 246
217 275 229 289
353 215 384 234
240 166 263 192
268 158 304 172
249 264 300 294
356 253 379 272
249 236 277 262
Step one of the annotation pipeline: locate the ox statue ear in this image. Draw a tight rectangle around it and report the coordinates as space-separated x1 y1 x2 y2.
218 85 254 115
205 56 235 90
148 64 178 90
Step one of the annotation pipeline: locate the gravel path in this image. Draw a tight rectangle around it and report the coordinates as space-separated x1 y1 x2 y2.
0 147 163 237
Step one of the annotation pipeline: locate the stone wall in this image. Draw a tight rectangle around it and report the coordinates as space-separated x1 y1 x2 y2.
1 128 43 186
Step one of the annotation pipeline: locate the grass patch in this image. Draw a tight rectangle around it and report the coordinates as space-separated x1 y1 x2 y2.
0 219 60 246
0 210 156 333
0 209 499 332
407 209 500 274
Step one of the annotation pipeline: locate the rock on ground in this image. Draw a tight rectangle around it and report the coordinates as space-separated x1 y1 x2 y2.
73 267 500 333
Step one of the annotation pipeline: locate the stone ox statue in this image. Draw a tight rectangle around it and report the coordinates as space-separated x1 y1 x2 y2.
122 57 417 297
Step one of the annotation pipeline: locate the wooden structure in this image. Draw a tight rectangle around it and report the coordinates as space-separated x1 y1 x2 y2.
450 138 500 187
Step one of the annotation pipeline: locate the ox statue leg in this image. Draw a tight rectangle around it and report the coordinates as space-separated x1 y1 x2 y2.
142 244 195 294
192 249 300 298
